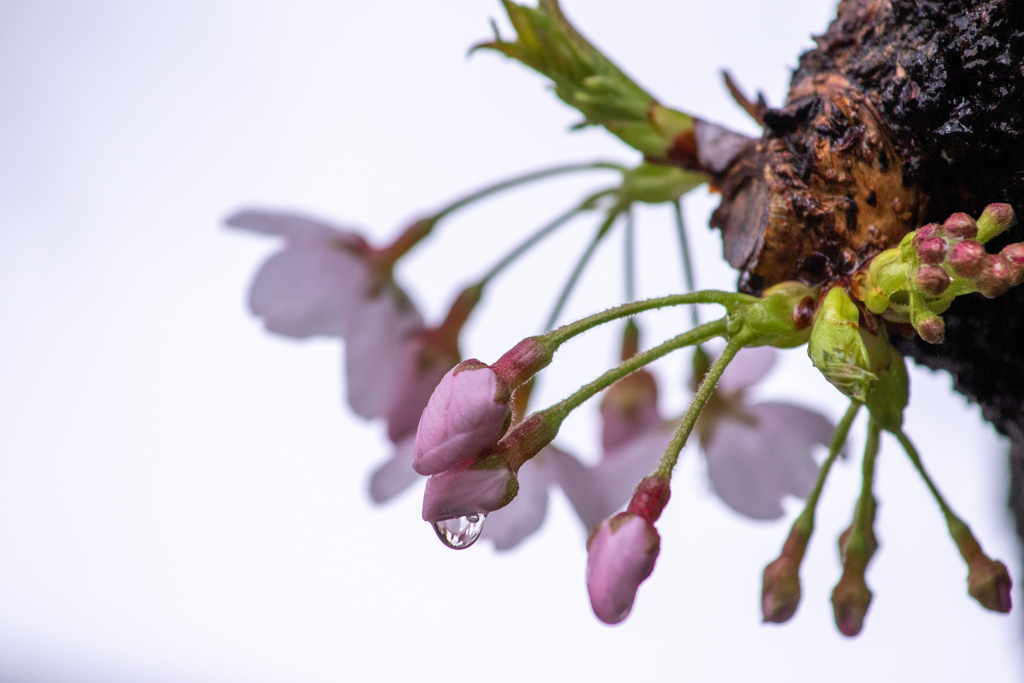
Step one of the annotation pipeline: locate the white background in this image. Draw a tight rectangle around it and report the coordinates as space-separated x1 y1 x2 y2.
1 1 1021 681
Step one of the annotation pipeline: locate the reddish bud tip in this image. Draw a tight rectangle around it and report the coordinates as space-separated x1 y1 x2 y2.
761 558 802 624
915 264 952 296
943 212 979 239
917 237 948 265
626 476 671 524
976 256 1014 299
948 241 987 279
912 223 943 248
999 243 1024 286
831 571 873 637
915 316 946 344
977 203 1016 243
492 337 554 396
968 558 1013 613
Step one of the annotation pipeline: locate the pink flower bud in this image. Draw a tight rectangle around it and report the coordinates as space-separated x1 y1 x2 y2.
831 568 872 637
600 370 661 452
916 237 948 265
948 241 986 279
967 557 1013 614
914 264 951 296
421 454 518 523
975 255 1014 299
413 360 511 475
999 243 1024 286
976 203 1016 243
761 526 810 624
915 316 945 344
586 513 660 625
911 223 943 249
943 212 978 239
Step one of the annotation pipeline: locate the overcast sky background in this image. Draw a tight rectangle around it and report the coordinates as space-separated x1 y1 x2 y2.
1 1 1022 681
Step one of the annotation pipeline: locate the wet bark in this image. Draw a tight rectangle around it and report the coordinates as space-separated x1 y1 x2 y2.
716 0 1024 569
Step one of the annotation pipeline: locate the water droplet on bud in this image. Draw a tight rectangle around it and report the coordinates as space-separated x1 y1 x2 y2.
433 514 486 549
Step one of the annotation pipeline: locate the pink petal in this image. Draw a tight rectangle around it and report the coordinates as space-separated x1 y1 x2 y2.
368 437 420 503
717 346 777 394
703 402 833 520
549 428 672 532
600 370 662 452
225 209 361 245
384 338 458 443
247 243 368 338
344 286 423 419
586 513 660 625
480 454 552 551
421 460 516 522
413 364 510 476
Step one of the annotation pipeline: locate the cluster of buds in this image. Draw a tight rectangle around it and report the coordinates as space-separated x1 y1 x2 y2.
854 203 1021 343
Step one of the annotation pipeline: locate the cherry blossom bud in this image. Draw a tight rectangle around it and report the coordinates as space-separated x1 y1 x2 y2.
626 476 671 523
586 512 660 624
914 264 951 296
761 525 810 624
915 315 945 344
414 360 511 475
968 558 1014 613
912 222 943 248
1000 243 1024 285
975 255 1014 299
976 203 1016 243
943 212 978 239
421 453 518 523
916 237 947 265
948 241 987 279
831 565 872 637
950 521 1014 613
600 370 660 452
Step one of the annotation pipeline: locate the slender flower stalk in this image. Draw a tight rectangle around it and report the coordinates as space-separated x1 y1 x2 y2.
895 429 1013 613
655 338 743 479
624 208 636 304
673 199 699 328
795 401 862 535
544 208 624 330
378 160 625 263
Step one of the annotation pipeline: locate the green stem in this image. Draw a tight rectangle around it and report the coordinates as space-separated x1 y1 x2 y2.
655 337 744 478
431 161 625 222
477 189 613 287
851 418 882 544
545 290 755 348
894 428 963 527
543 208 622 331
546 318 728 421
624 208 636 304
794 401 862 534
673 199 699 328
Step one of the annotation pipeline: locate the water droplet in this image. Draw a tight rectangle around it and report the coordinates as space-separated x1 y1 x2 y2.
432 514 486 549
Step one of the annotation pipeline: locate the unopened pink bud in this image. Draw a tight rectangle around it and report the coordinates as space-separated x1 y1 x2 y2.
915 264 951 296
916 237 948 265
421 454 518 523
912 223 943 249
943 212 978 239
915 316 946 344
413 360 511 475
967 557 1013 613
999 243 1024 285
586 513 660 625
761 526 810 624
976 255 1014 299
831 569 872 637
948 241 987 279
976 203 1016 243
626 476 671 524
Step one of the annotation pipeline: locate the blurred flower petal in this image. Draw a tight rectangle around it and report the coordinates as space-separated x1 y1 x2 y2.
480 453 553 550
368 437 420 503
718 345 777 394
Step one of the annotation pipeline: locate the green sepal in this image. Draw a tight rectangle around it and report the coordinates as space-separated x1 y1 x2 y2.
725 281 817 349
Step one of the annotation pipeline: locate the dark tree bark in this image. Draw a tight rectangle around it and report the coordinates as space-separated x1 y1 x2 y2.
713 0 1024 569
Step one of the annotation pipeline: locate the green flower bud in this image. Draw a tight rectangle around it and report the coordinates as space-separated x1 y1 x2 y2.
808 287 908 431
726 281 818 348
